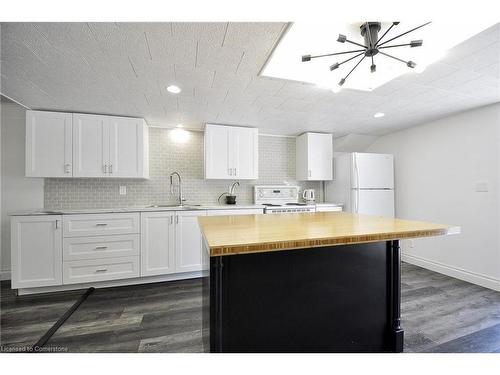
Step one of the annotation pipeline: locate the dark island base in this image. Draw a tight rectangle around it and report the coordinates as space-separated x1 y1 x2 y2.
202 240 403 353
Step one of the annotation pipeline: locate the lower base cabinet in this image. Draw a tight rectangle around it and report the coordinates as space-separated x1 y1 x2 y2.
175 210 207 273
63 256 140 284
11 208 264 291
140 210 207 277
140 211 176 277
10 215 63 289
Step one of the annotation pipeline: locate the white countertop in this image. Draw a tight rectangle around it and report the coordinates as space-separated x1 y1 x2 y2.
8 204 267 216
9 202 344 216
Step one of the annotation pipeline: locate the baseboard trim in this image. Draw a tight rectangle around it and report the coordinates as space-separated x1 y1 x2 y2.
16 271 206 295
402 253 500 292
0 270 11 281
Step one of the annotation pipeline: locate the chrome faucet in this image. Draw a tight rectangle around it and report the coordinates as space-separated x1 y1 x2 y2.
169 171 185 206
229 181 240 195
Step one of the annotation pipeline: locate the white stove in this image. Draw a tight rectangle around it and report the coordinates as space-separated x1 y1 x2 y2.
254 185 316 214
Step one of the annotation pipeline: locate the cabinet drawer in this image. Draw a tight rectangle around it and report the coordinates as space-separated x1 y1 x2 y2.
63 213 140 237
63 234 139 261
63 256 139 284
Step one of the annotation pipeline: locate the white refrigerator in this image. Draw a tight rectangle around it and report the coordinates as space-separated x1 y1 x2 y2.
325 152 395 217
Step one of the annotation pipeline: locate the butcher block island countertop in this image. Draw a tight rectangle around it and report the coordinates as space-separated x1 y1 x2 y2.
198 211 458 257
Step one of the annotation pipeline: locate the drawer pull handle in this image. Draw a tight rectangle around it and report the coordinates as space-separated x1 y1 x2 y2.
95 246 108 250
95 223 108 226
95 268 108 273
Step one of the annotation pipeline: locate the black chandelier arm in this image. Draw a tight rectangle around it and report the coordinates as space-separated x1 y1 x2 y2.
304 48 366 61
336 51 366 67
378 43 415 49
378 50 411 65
345 38 367 49
377 21 431 48
375 22 397 46
343 54 366 81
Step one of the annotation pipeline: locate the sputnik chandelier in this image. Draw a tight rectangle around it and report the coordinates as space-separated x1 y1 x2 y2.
301 22 431 88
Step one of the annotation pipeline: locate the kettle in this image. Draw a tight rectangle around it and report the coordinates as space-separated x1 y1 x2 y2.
302 189 316 203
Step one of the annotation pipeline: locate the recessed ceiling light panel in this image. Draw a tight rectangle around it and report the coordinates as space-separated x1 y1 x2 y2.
167 85 181 94
374 112 385 118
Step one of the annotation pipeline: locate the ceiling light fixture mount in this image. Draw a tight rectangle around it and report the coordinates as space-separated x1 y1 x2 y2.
373 112 385 118
301 21 431 89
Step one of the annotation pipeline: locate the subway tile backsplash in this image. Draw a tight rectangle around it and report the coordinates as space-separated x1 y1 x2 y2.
44 128 321 209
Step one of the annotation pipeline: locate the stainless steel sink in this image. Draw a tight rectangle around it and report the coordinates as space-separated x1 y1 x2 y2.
146 204 202 209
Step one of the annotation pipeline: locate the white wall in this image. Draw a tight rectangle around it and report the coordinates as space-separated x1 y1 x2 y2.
0 101 44 279
367 103 500 291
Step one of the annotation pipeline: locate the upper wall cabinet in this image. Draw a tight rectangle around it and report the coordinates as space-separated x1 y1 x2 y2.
26 110 73 177
73 114 149 178
296 132 333 181
204 124 258 180
26 110 149 179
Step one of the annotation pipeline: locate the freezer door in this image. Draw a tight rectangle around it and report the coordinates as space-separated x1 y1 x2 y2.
352 153 394 189
351 189 395 217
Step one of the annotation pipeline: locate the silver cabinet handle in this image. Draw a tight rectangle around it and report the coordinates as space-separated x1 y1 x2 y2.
95 268 107 273
170 216 173 225
95 223 108 226
95 246 108 250
55 220 59 229
176 215 179 224
233 168 236 176
109 164 113 174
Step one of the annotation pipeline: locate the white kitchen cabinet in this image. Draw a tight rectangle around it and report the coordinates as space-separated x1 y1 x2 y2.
108 116 149 178
296 132 333 181
175 210 207 273
63 256 140 284
140 212 176 276
72 113 107 177
73 114 149 178
205 124 258 180
232 126 259 179
63 213 140 237
26 110 73 177
11 215 63 288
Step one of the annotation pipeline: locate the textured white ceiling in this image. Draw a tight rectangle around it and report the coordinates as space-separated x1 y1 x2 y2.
1 22 499 136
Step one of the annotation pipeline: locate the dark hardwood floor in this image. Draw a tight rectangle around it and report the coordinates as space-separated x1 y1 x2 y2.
1 263 499 353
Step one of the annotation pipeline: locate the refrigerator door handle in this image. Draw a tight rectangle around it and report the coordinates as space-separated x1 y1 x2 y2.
353 154 359 213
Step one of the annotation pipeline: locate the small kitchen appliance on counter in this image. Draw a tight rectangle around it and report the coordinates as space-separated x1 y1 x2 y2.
302 189 316 204
254 185 315 214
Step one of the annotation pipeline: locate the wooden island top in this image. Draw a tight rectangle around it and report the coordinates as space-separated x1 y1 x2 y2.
198 211 458 257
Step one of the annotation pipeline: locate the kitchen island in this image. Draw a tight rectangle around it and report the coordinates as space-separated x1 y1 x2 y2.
198 211 458 353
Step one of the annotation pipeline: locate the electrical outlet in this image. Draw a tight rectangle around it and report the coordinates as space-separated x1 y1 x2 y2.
475 181 489 192
119 186 127 195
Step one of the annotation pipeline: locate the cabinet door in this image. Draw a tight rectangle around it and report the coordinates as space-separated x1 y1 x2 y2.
308 133 333 180
11 215 63 288
205 124 231 179
175 210 206 273
108 117 146 178
140 212 175 276
26 111 72 177
73 113 108 177
232 127 258 179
